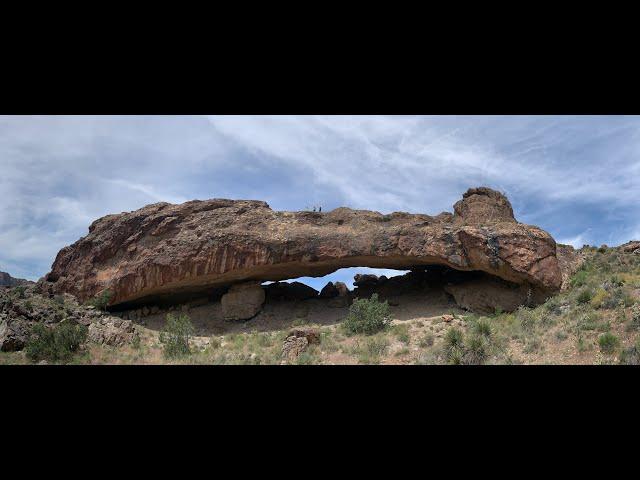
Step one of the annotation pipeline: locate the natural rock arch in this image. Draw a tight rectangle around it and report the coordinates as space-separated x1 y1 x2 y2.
45 187 562 312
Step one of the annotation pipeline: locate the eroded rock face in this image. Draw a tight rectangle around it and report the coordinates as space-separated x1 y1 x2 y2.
46 187 562 308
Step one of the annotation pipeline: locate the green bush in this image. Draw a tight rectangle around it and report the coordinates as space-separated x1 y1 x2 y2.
577 289 593 305
598 332 620 355
343 294 391 335
463 334 489 365
474 318 493 338
88 290 112 311
159 313 194 358
570 270 589 288
26 321 87 363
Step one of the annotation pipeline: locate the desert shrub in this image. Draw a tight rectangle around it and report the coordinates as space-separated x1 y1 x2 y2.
629 304 640 331
26 321 87 363
365 336 390 357
343 294 391 335
620 339 640 365
544 296 563 315
54 294 65 306
447 345 465 365
159 313 194 358
598 332 620 355
418 333 435 348
14 286 26 299
576 310 599 331
88 290 112 311
463 334 489 365
590 288 608 309
577 289 593 305
570 270 589 288
473 318 492 338
598 245 608 253
516 307 537 332
601 288 633 309
392 323 410 344
443 327 466 364
444 327 464 351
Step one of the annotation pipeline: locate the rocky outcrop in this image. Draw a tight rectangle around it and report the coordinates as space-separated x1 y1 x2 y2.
281 327 320 361
45 187 562 309
87 317 139 347
0 284 109 352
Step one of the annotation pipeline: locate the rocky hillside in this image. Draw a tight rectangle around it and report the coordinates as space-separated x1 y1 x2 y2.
0 272 30 287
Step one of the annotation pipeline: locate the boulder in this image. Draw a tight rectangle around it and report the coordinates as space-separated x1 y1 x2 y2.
444 275 544 315
281 335 309 362
221 282 265 320
87 317 139 347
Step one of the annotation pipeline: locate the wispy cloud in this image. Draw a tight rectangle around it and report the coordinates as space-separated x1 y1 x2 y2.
1 115 639 281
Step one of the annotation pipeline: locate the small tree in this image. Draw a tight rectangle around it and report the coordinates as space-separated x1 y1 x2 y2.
159 313 194 358
343 294 391 335
89 290 113 311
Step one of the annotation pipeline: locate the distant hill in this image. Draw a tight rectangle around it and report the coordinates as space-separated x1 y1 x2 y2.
0 271 30 287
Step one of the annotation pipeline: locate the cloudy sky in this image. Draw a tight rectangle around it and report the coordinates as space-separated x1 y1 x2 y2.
1 115 639 288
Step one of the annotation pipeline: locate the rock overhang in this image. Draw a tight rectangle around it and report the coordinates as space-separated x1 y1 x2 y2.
45 187 563 309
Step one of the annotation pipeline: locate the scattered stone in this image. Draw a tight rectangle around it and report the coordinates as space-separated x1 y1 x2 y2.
442 314 454 323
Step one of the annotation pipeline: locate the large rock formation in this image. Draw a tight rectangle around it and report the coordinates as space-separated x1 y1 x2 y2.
45 187 562 310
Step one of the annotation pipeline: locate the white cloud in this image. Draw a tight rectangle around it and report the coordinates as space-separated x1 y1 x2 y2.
2 115 640 280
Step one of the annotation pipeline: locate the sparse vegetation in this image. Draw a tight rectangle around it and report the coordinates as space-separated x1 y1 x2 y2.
159 313 194 358
25 321 87 363
598 332 620 355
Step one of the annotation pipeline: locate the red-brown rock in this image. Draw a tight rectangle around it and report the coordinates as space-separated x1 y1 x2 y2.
45 188 563 308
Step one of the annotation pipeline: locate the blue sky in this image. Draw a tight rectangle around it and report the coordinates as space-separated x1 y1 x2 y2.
1 115 639 288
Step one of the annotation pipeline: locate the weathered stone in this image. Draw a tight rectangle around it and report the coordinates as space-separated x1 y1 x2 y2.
87 317 139 347
288 327 320 345
45 188 563 310
281 335 309 361
0 315 30 352
221 282 265 320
